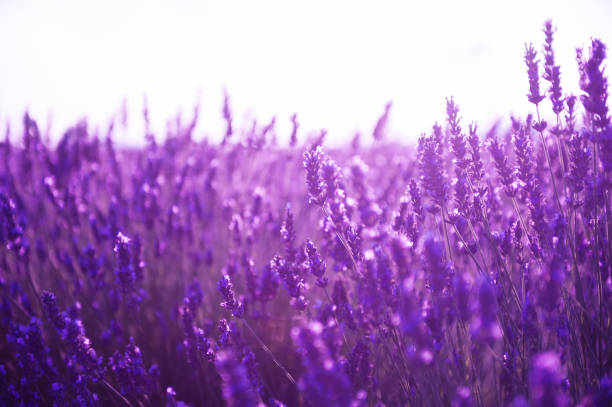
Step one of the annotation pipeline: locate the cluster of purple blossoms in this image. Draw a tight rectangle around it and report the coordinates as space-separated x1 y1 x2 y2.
217 274 244 318
1 19 611 407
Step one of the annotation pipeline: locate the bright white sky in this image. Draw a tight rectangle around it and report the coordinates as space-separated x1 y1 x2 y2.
0 0 611 145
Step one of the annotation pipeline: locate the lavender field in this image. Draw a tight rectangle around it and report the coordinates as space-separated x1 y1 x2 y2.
2 20 612 406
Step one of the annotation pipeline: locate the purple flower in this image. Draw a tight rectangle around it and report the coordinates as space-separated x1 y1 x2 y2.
258 263 279 303
408 178 423 220
78 245 103 283
303 146 326 206
291 322 353 407
0 21 609 406
131 234 145 282
373 101 392 141
529 352 568 407
471 278 502 343
525 43 545 105
542 20 564 115
446 98 473 216
271 255 307 310
423 235 451 294
419 132 448 207
42 291 66 331
186 279 204 307
488 136 516 196
578 39 611 171
0 192 28 256
345 339 371 392
513 117 533 193
305 240 327 288
113 232 142 307
181 297 214 364
41 292 102 382
332 281 356 330
217 275 244 318
107 338 154 398
321 157 343 203
222 90 233 144
114 233 133 285
579 39 610 131
280 204 297 263
567 130 591 201
242 256 259 303
215 349 260 407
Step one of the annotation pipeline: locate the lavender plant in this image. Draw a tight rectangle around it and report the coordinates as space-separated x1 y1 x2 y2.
0 20 611 407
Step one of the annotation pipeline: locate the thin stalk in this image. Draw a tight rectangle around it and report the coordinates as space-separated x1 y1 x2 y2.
554 113 567 176
242 319 297 387
459 320 483 407
102 379 134 407
536 106 565 216
510 197 532 255
563 289 608 337
484 200 524 312
382 342 412 400
440 205 454 264
596 247 604 378
591 129 603 378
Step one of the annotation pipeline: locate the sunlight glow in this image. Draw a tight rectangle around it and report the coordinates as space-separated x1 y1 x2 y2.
0 0 610 144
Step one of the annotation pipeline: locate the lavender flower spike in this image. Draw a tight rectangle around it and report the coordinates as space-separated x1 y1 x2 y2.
542 20 564 115
525 43 546 105
303 145 326 206
305 239 327 288
217 274 244 318
579 39 611 171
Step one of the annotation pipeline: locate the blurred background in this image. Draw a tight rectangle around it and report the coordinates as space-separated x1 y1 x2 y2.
1 0 611 145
